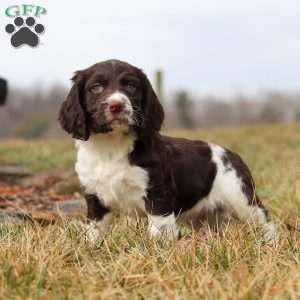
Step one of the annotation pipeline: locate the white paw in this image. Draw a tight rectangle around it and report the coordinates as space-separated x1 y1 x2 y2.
84 213 114 243
85 223 102 243
263 222 277 244
149 213 178 241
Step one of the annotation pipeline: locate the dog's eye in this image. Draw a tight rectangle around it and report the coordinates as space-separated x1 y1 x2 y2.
126 83 137 93
90 84 104 94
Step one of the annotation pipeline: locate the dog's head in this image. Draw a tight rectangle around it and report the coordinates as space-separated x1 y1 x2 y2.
58 59 164 140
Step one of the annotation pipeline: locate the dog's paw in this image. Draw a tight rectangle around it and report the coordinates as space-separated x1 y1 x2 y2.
84 222 103 244
148 214 179 241
5 16 44 47
262 222 278 244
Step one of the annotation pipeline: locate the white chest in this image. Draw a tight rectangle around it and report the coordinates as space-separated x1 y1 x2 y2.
75 132 148 214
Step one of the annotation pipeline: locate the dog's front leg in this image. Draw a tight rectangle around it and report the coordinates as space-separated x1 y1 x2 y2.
145 194 178 240
85 194 113 243
148 213 178 240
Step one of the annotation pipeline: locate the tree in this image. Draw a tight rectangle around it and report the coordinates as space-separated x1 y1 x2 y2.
174 90 195 129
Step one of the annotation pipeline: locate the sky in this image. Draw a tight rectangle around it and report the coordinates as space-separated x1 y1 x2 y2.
1 0 300 95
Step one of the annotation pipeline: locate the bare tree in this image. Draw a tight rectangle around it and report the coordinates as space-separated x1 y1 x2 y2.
174 90 195 129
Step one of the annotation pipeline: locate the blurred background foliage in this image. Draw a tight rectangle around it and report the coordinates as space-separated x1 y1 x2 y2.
1 75 300 139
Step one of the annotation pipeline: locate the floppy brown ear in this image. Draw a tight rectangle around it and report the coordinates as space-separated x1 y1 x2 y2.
140 71 164 132
58 72 90 140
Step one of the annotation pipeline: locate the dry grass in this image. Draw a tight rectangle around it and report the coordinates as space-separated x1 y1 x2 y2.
1 123 300 299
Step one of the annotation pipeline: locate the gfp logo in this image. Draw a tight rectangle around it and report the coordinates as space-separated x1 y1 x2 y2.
4 4 47 48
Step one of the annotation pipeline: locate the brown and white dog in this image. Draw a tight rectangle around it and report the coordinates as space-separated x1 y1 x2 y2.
59 59 276 242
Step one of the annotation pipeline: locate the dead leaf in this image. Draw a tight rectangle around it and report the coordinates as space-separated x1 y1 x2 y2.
29 211 58 225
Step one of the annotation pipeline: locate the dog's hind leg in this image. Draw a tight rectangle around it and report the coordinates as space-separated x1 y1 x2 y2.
224 190 277 243
211 146 277 243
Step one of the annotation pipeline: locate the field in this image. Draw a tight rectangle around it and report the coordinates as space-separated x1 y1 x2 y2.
0 124 300 300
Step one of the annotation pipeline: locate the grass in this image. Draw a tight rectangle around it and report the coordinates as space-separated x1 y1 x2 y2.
0 123 300 299
0 139 75 172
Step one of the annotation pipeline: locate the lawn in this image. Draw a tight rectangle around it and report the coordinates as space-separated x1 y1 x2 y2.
0 124 300 299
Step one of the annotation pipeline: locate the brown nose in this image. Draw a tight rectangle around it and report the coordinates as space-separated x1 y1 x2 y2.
109 101 124 114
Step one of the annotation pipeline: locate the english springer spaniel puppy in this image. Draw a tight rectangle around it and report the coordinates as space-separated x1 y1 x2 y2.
59 59 276 242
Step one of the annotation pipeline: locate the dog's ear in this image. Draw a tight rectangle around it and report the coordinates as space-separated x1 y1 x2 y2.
140 71 164 133
58 71 90 140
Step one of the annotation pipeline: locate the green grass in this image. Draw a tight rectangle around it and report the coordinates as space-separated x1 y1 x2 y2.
0 124 300 299
0 139 75 172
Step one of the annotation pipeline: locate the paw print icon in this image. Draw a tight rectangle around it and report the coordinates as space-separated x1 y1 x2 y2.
5 16 45 48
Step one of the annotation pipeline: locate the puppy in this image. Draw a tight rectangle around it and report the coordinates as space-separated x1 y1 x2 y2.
59 59 276 242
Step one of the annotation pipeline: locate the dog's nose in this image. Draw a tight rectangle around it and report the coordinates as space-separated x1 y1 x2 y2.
109 101 124 114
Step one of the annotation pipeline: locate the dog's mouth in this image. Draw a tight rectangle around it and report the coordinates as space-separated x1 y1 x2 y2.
91 115 133 134
106 109 134 127
110 118 130 128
